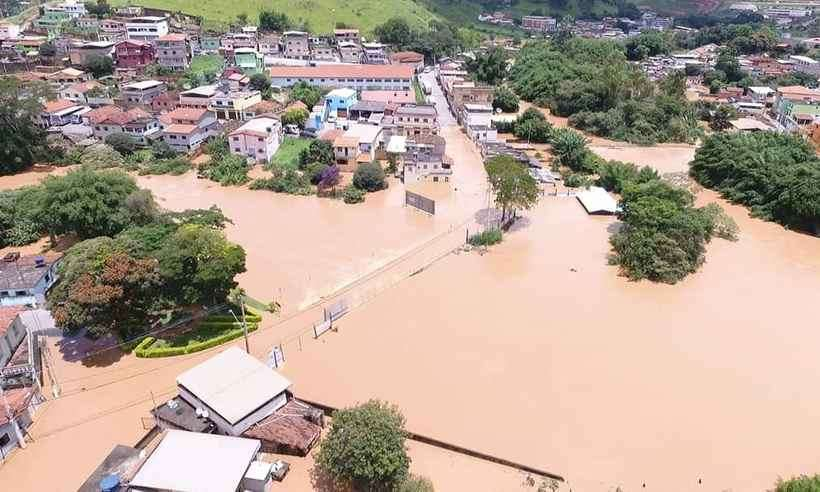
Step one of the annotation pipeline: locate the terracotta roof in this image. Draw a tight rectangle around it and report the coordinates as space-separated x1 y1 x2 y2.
242 399 322 456
85 105 122 124
117 39 151 47
165 107 207 122
0 306 24 337
157 33 187 42
43 99 78 113
66 80 101 94
778 85 820 97
334 135 359 147
318 128 343 142
0 387 33 426
247 100 282 114
269 64 414 80
164 123 198 135
391 51 424 63
360 90 414 105
158 114 173 125
100 107 152 125
356 153 371 163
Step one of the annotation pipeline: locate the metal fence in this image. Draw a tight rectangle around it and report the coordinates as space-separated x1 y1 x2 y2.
405 190 436 215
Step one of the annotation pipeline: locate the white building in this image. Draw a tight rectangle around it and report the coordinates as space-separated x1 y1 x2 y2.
0 255 60 308
161 107 218 153
121 80 166 105
268 64 414 91
789 55 820 75
228 117 283 163
462 103 497 142
0 23 21 39
129 430 264 492
179 84 218 109
125 16 169 42
176 347 292 436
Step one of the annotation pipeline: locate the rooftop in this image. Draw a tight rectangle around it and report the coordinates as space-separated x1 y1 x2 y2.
391 51 424 63
176 347 292 426
334 135 359 147
157 33 187 42
0 306 24 337
0 387 34 426
360 90 415 105
77 445 143 492
164 123 198 135
231 116 281 137
243 399 322 456
396 104 437 117
151 396 214 433
180 84 218 97
129 430 261 492
165 107 208 122
269 64 414 80
0 254 60 292
344 123 382 143
43 99 79 114
123 79 164 91
326 88 356 99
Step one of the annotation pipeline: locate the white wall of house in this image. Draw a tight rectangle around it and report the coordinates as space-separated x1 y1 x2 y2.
229 130 282 162
177 385 287 436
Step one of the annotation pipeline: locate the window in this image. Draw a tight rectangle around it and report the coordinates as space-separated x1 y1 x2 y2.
258 137 263 142
0 433 10 447
15 290 27 296
258 149 264 153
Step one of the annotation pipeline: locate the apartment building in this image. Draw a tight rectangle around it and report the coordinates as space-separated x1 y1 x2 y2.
228 116 283 162
160 107 217 153
394 104 439 137
68 41 114 66
179 84 218 109
156 33 191 71
210 88 262 120
258 34 281 55
114 39 155 69
92 107 160 145
269 64 414 91
121 80 166 105
125 16 169 42
403 134 452 184
362 42 389 64
521 15 557 32
99 20 126 43
282 31 310 59
334 28 360 45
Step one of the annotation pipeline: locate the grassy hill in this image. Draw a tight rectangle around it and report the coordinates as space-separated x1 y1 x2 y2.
111 0 440 33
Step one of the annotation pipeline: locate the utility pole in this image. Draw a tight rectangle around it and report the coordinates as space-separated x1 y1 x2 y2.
229 305 250 354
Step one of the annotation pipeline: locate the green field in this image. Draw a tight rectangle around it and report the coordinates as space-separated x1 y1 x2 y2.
189 54 225 76
268 137 311 169
111 0 439 33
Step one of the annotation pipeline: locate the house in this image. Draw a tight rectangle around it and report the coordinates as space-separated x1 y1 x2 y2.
789 55 820 75
45 67 89 85
338 41 361 64
224 70 250 89
311 40 338 62
728 117 774 133
445 82 493 123
179 84 218 109
68 41 115 66
390 51 424 73
228 116 283 162
345 123 383 162
362 42 389 64
234 47 263 71
258 34 280 55
282 31 309 59
156 33 191 71
128 430 264 492
98 19 126 43
160 107 218 152
349 100 387 121
201 33 221 53
269 64 414 91
360 90 415 105
333 134 362 167
522 15 557 32
774 85 820 129
77 445 144 491
0 255 60 307
125 16 169 42
121 79 166 105
395 104 439 136
0 23 21 39
39 99 89 128
334 28 360 45
462 104 497 142
92 107 161 146
324 88 357 119
402 134 452 184
244 100 284 119
219 32 257 54
210 88 262 120
59 81 112 106
0 306 25 368
748 86 775 105
176 347 292 436
114 39 155 69
73 16 100 36
0 387 42 460
151 90 180 112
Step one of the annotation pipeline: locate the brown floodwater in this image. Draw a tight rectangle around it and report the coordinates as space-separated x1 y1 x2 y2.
1 124 818 492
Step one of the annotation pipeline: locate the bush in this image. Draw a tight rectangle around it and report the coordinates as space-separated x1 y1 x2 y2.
596 160 658 193
468 229 503 246
702 203 739 241
353 162 387 192
105 133 137 155
133 336 156 356
135 323 260 358
80 143 125 169
342 185 365 204
298 139 334 168
200 153 250 186
138 158 192 176
492 86 519 113
775 474 820 492
563 172 593 189
250 162 312 195
304 161 328 185
397 475 435 492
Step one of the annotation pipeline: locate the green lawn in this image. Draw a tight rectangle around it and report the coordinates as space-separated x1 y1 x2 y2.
189 54 225 77
413 79 426 104
110 0 438 34
268 137 311 170
151 322 239 349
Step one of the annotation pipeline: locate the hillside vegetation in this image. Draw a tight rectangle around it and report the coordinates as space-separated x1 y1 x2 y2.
110 0 439 33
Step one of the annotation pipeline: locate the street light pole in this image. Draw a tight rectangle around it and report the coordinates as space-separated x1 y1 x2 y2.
228 306 250 354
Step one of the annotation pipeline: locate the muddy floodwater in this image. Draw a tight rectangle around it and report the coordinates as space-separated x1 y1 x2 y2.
1 123 819 491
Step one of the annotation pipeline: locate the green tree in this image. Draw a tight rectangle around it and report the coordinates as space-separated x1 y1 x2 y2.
492 86 519 113
375 18 414 48
84 54 114 78
484 155 540 221
105 133 137 155
0 187 46 247
51 247 162 338
290 81 323 108
248 72 271 97
551 128 597 174
625 30 671 61
0 78 53 174
353 162 387 192
157 224 247 305
200 154 250 186
317 400 410 491
709 105 736 131
39 168 141 239
465 47 507 85
258 10 290 32
298 139 333 168
281 107 309 128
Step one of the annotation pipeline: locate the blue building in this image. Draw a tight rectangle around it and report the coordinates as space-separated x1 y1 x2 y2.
324 88 357 119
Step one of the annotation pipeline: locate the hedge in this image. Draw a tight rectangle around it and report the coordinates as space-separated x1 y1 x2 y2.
134 324 259 358
204 314 262 323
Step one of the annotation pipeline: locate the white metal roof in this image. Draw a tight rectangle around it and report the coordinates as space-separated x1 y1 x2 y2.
244 461 272 481
326 88 356 99
130 430 261 492
386 135 407 153
181 84 217 97
176 347 291 425
748 86 774 95
124 80 163 90
575 186 619 215
344 123 382 143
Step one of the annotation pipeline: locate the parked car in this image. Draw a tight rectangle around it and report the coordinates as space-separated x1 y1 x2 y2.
285 124 300 135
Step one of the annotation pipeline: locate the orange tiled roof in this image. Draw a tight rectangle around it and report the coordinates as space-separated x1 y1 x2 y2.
43 99 77 113
270 64 414 80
